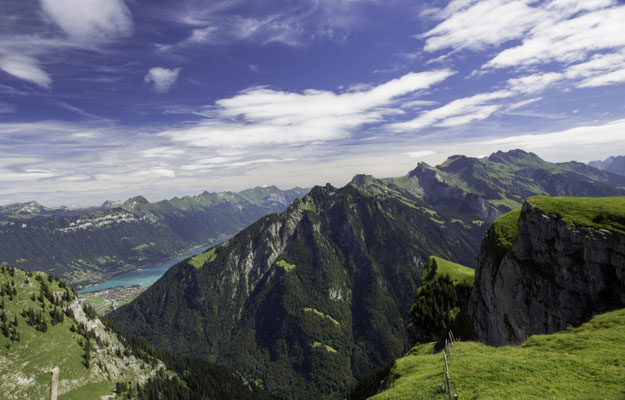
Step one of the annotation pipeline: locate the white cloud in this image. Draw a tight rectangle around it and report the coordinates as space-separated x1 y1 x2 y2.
404 150 436 158
578 68 625 88
141 147 186 158
0 169 59 182
561 52 625 88
505 97 542 112
0 55 52 88
480 118 625 151
400 100 438 109
144 68 181 93
507 72 564 94
161 69 455 148
388 90 513 132
486 4 625 69
418 0 625 111
41 0 134 42
420 0 543 52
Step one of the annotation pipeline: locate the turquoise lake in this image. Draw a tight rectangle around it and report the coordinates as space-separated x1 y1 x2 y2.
77 244 212 294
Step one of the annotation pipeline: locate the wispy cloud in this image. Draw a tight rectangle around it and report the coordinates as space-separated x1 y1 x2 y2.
409 0 625 131
159 69 455 148
388 90 513 132
480 118 625 151
153 0 371 52
0 103 17 114
404 150 436 158
0 55 52 88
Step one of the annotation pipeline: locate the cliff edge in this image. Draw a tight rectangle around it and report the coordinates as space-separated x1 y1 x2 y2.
468 196 625 346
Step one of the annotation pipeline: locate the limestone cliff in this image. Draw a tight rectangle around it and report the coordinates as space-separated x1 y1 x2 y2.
468 196 625 346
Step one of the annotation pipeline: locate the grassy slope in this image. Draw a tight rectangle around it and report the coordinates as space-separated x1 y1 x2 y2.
481 208 522 267
0 267 159 400
528 196 625 235
429 256 474 287
370 308 625 400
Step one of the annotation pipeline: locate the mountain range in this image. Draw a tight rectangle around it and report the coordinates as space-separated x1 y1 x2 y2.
0 186 307 286
109 149 625 399
588 155 625 176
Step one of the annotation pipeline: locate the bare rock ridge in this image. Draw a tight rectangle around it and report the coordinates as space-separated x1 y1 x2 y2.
468 197 625 346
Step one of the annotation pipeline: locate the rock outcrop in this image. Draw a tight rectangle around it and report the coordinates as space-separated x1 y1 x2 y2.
468 197 625 346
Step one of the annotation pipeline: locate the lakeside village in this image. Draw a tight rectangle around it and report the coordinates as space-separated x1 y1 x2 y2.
78 285 147 315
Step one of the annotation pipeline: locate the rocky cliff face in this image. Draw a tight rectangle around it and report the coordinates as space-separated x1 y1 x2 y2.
468 198 625 346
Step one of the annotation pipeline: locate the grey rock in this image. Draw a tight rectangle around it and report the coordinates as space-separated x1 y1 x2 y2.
468 201 625 346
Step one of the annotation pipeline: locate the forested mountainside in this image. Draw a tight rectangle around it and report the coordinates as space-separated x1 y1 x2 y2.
110 150 625 399
358 196 625 400
589 155 625 176
0 266 276 400
0 186 307 286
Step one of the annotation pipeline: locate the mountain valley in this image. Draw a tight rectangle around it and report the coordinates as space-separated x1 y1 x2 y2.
0 186 308 288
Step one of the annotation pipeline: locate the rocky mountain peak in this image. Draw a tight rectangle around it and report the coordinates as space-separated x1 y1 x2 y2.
348 174 374 187
408 162 436 180
122 195 150 210
487 149 541 165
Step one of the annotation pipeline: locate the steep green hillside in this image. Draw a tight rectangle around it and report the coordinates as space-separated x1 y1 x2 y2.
0 186 307 286
0 266 163 399
368 308 625 400
0 266 276 400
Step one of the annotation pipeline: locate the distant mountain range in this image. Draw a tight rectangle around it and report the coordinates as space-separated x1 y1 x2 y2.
0 186 308 286
110 149 625 399
588 155 625 176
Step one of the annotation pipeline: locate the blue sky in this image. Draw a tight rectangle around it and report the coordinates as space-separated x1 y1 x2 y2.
1 0 625 206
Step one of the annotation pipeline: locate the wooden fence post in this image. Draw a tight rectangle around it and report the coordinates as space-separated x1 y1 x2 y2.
49 367 59 400
443 352 452 400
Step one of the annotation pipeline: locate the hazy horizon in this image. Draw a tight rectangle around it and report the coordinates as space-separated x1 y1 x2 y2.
2 0 625 207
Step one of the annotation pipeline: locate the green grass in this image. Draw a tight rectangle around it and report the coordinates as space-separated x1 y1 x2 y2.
275 259 296 272
189 247 217 269
0 267 161 399
0 268 114 399
370 308 625 400
59 380 114 400
303 307 340 326
429 256 474 287
528 196 625 235
484 208 522 263
312 341 338 353
132 242 155 251
80 295 113 314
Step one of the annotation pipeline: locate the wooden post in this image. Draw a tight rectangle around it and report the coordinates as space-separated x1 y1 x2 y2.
49 367 59 400
443 352 452 400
